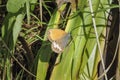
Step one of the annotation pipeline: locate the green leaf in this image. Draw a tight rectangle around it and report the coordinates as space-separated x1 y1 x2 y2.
36 4 67 80
13 14 24 47
7 0 26 13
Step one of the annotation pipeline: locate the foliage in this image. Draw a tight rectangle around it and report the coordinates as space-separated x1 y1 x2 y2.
0 0 119 80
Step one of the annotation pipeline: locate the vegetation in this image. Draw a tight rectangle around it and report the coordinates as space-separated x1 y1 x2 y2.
0 0 119 80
